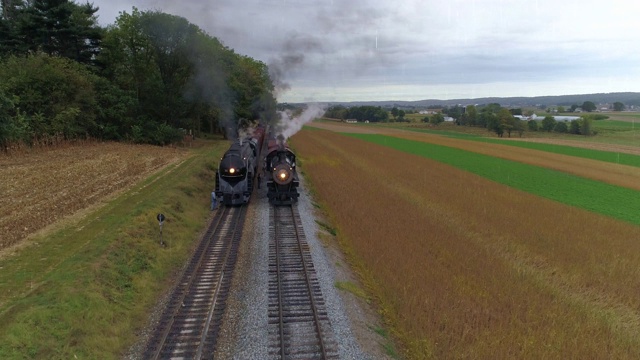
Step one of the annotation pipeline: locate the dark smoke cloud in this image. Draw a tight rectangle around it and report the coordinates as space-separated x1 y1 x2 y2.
184 59 236 140
100 0 397 100
268 34 324 97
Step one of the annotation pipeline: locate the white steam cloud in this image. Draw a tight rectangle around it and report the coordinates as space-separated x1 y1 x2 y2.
278 103 326 140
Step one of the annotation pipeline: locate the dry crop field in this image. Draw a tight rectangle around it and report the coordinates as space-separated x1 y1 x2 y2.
0 142 187 252
291 126 640 359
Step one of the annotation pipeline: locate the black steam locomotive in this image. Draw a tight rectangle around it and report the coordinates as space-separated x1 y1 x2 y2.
214 125 265 206
264 135 299 205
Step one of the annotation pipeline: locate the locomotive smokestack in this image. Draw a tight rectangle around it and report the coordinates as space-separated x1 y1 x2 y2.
276 134 285 151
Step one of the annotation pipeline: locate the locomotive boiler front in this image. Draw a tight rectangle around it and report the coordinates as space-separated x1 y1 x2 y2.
271 152 295 185
219 153 247 184
265 145 300 205
215 142 252 206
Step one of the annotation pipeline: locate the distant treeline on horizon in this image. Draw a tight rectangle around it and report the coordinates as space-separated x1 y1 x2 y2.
302 92 640 109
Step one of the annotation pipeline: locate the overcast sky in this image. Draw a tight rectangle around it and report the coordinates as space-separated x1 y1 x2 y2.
90 0 640 103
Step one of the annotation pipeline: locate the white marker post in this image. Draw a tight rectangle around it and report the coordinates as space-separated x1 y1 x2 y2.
157 213 166 246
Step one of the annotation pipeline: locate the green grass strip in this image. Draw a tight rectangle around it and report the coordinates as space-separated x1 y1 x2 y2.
399 127 640 168
0 142 226 359
345 133 640 225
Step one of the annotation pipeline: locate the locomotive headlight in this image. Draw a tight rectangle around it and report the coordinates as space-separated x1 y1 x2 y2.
229 168 236 174
273 164 293 185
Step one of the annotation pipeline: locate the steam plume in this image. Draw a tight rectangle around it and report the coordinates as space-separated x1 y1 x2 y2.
277 103 326 140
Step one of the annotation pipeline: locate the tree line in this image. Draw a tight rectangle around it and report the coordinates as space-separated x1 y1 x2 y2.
324 105 389 122
444 104 596 137
0 1 276 148
325 103 597 138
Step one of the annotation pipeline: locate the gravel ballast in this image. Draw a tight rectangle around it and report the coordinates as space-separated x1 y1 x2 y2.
215 174 394 359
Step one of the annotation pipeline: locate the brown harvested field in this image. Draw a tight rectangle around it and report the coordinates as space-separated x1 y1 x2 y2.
309 121 640 191
291 128 640 359
0 142 188 252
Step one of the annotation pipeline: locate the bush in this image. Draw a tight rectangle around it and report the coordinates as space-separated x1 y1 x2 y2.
569 120 581 134
0 54 99 143
541 116 556 132
527 120 538 131
554 121 568 133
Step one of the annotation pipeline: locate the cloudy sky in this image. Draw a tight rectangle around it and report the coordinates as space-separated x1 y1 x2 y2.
90 0 640 103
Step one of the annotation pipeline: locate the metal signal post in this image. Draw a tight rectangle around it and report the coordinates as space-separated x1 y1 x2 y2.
157 213 166 246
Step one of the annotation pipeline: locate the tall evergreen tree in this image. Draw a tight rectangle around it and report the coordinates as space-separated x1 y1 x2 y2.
19 0 102 64
0 0 26 55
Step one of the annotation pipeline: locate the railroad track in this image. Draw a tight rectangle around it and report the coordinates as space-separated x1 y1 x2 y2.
268 205 338 360
144 205 247 359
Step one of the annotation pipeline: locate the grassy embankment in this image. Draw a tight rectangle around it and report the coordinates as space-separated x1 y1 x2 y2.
291 128 640 359
0 140 227 359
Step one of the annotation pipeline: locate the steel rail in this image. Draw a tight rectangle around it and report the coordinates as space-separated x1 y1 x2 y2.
151 206 232 360
288 204 328 359
195 205 244 358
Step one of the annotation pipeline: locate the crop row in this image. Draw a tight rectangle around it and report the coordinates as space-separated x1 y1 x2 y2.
292 128 640 359
403 126 640 166
346 133 640 226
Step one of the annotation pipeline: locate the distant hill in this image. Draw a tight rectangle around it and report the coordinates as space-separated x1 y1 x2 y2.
314 92 640 108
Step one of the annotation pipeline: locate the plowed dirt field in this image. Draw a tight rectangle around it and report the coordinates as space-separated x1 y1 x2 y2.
0 142 187 252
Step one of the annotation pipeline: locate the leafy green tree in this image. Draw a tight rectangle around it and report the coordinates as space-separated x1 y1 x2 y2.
569 120 580 134
554 121 568 133
557 106 565 113
476 110 493 128
613 102 625 111
541 115 556 132
346 106 387 122
486 113 503 137
91 75 136 140
491 108 515 137
527 119 538 131
483 103 502 114
580 116 592 136
324 105 348 120
397 109 406 122
0 54 99 142
429 113 444 125
390 106 398 121
460 105 477 126
582 101 596 112
514 118 524 137
509 108 522 116
570 104 579 112
0 87 18 145
100 9 277 141
497 108 516 137
2 6 277 145
443 105 464 121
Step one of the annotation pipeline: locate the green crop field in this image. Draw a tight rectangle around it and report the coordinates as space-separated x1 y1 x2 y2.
421 131 640 167
345 133 640 225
